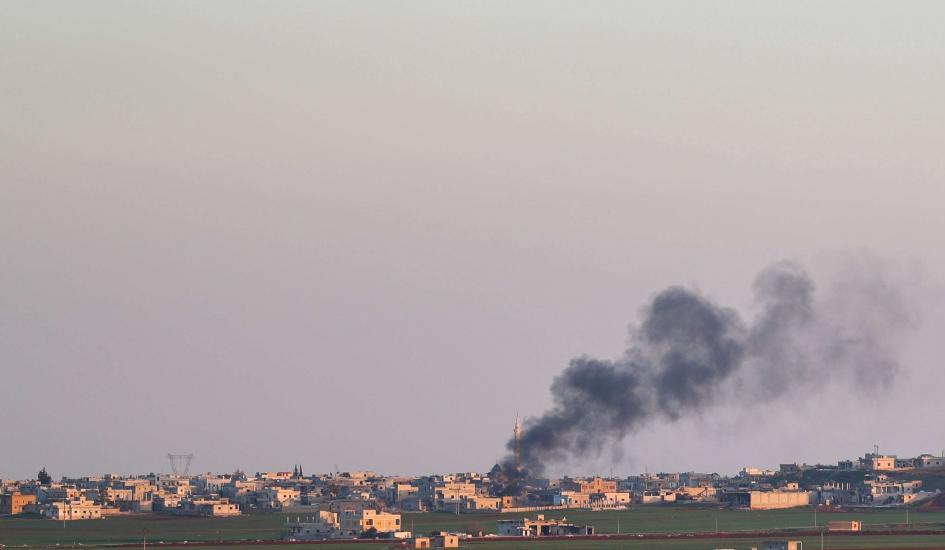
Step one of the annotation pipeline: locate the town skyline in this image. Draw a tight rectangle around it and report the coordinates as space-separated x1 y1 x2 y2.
4 1 945 493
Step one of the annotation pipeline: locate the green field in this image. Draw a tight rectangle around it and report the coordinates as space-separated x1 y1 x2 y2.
3 506 945 548
216 537 945 550
401 505 945 536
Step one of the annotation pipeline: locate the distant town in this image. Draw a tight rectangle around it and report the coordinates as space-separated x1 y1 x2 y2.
3 430 944 546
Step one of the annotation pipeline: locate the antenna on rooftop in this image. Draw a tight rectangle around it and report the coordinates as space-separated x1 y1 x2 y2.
166 453 195 476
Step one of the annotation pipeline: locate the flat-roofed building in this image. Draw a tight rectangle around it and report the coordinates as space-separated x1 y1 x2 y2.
37 485 79 503
559 477 617 494
590 491 631 508
282 511 340 541
178 497 241 517
554 490 590 508
722 490 811 510
259 487 300 509
497 514 594 536
464 495 501 511
0 492 36 515
828 520 861 532
43 498 102 520
339 509 401 535
859 454 897 471
917 455 945 468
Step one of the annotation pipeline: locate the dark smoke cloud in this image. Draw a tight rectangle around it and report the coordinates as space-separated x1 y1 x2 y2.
505 260 913 476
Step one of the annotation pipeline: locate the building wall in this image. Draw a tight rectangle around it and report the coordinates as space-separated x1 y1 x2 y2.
750 491 811 510
44 500 102 520
559 477 617 494
0 492 37 515
340 509 401 534
828 520 861 531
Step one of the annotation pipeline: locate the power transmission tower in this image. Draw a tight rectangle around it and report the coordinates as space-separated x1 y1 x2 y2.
166 453 195 476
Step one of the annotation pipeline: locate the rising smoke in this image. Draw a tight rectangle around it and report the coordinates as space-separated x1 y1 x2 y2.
503 260 913 477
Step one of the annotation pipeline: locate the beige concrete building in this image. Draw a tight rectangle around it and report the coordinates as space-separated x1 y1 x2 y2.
412 532 460 548
37 485 80 503
497 514 594 536
634 489 677 504
0 492 36 515
723 490 811 510
590 491 631 508
43 498 102 520
827 520 861 532
678 486 717 500
917 455 945 468
339 509 402 535
866 478 922 505
555 491 590 507
559 477 617 494
463 495 501 511
178 497 241 517
434 482 476 511
260 487 301 509
282 511 341 540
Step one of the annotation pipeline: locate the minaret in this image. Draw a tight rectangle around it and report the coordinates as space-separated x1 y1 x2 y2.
513 415 522 470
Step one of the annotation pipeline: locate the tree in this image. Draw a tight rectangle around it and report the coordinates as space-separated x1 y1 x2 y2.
37 467 52 485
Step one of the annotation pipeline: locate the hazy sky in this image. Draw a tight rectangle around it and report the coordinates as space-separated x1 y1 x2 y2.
2 1 945 481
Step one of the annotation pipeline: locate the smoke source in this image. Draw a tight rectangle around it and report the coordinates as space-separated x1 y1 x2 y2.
505 260 913 476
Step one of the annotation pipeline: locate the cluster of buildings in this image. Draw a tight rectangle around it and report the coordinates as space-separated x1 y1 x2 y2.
0 471 241 520
723 449 944 509
2 443 942 537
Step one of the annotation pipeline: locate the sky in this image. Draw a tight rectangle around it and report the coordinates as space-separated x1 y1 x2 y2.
2 1 944 481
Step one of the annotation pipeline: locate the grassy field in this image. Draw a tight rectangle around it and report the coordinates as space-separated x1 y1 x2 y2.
4 506 945 547
401 505 945 536
3 541 945 550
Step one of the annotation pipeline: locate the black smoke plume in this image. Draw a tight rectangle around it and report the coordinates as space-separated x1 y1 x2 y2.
504 260 912 477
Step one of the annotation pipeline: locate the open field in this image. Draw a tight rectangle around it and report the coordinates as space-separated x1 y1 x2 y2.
3 537 945 550
401 505 945 535
4 506 945 547
234 538 945 550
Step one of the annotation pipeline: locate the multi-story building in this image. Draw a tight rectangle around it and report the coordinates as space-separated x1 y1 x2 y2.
282 511 341 540
433 482 476 511
916 455 945 468
339 509 401 535
0 492 37 515
859 454 897 471
36 485 80 503
559 477 617 494
258 487 301 509
865 477 922 505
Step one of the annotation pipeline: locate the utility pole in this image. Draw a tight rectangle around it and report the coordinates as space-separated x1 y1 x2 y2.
616 518 620 534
